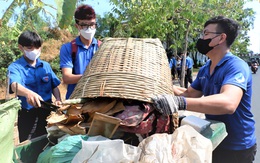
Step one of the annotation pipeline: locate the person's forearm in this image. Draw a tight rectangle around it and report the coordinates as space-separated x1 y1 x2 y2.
186 94 238 115
62 74 82 84
173 85 187 96
52 87 61 101
11 82 43 107
11 82 34 97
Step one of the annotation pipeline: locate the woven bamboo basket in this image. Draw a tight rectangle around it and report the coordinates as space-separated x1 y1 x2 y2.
70 38 173 102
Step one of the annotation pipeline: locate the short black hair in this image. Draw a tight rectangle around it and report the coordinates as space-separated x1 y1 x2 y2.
204 16 240 47
18 30 42 48
74 5 96 24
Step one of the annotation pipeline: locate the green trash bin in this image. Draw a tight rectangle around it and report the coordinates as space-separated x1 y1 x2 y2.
13 134 49 163
0 98 21 163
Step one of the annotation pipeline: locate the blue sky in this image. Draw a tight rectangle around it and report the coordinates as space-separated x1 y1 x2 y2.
0 0 259 53
244 1 260 53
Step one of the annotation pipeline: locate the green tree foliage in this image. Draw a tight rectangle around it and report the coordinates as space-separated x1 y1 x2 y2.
0 0 257 86
58 0 77 29
0 0 61 84
108 0 255 87
1 0 56 27
109 0 254 52
0 25 22 83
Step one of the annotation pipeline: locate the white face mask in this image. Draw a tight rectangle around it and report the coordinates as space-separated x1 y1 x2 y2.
24 49 41 61
79 28 96 40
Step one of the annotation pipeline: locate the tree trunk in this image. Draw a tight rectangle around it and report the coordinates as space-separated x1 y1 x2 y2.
180 20 191 87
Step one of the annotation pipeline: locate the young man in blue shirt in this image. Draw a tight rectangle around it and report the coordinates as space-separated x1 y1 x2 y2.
153 16 257 163
169 55 177 80
59 5 100 99
184 53 194 88
8 30 62 142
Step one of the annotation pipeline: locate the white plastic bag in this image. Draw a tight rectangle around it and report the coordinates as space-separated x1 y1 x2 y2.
72 137 141 163
138 125 212 163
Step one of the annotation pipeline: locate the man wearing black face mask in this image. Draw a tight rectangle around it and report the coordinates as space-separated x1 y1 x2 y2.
152 16 257 163
196 31 222 55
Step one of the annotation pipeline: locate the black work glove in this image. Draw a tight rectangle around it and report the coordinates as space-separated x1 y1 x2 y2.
152 94 187 115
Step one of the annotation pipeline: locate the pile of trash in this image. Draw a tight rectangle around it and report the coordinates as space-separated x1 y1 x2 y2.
38 125 212 163
46 97 179 144
41 37 213 162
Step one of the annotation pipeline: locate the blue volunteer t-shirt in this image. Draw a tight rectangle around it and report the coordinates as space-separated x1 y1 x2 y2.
191 52 256 150
169 58 176 69
59 37 99 99
8 56 61 110
186 56 194 69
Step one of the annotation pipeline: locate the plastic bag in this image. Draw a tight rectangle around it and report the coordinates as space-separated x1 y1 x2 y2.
0 98 21 163
72 139 141 163
138 125 212 163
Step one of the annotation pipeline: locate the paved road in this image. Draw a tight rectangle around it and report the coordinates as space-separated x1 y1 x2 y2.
251 70 260 162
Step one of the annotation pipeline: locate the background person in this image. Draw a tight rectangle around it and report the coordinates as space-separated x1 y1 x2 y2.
184 52 194 88
169 55 177 80
8 30 62 142
176 55 182 80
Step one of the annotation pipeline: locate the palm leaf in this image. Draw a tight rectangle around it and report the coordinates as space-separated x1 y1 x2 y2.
54 0 64 24
58 0 77 29
1 0 18 25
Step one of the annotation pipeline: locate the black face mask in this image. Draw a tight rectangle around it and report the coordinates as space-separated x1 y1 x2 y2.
196 35 220 55
196 38 213 55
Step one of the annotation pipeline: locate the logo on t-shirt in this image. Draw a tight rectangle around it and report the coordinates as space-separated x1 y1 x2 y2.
234 73 245 83
42 75 49 82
